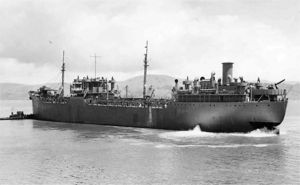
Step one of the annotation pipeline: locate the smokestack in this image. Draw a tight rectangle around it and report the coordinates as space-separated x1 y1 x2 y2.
175 79 178 90
222 62 233 85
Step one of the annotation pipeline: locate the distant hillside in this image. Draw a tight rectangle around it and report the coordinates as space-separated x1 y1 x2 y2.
117 75 175 98
0 75 174 100
280 83 300 100
0 75 299 100
0 83 70 100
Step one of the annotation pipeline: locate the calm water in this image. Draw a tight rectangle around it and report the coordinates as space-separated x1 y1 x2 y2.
0 100 299 185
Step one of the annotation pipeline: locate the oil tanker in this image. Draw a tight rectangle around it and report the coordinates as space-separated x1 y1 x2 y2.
29 42 288 133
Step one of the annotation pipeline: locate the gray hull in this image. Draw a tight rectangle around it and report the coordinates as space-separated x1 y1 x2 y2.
32 97 288 132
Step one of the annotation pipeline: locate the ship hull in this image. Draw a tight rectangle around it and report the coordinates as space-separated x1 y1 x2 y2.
31 97 288 133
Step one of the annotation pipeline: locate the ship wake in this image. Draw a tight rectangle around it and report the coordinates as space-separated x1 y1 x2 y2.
159 125 279 140
154 143 273 148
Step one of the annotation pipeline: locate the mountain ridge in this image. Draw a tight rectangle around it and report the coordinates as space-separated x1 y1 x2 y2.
1 75 299 100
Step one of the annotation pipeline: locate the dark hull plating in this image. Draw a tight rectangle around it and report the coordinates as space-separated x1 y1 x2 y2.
31 96 288 133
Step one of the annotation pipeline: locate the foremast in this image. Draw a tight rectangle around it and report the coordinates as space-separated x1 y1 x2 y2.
143 41 149 99
61 50 65 97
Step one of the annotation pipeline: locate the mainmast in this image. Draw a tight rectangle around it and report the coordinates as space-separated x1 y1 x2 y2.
61 50 65 97
125 85 128 98
143 41 149 99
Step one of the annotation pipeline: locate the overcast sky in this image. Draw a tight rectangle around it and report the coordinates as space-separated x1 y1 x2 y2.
0 0 299 84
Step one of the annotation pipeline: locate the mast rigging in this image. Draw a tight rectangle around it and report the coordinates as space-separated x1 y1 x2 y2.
143 41 149 99
90 54 101 78
61 50 65 97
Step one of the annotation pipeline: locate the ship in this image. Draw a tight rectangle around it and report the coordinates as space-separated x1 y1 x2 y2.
29 42 288 133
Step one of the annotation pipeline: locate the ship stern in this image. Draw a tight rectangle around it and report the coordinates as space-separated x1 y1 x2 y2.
249 99 288 130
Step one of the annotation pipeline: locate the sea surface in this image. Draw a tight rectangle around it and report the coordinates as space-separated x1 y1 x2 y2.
0 100 299 185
